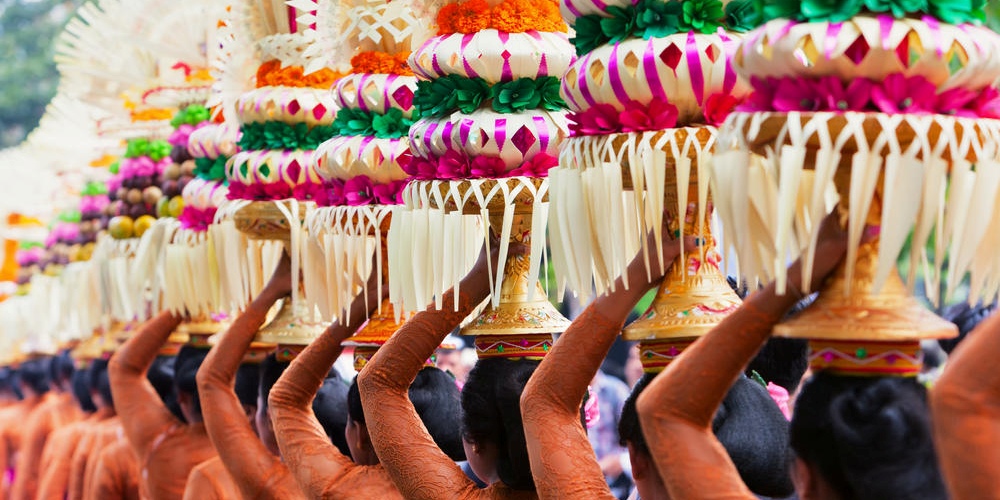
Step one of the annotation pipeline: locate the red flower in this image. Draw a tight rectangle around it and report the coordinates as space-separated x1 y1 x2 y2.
262 182 292 201
739 77 779 112
934 87 979 117
971 87 1000 119
871 74 936 114
321 179 346 207
814 76 873 112
292 181 326 202
507 153 558 177
703 93 741 126
227 182 246 200
344 176 374 206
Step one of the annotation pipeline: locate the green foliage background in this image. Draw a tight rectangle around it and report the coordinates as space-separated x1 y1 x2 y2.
0 0 83 148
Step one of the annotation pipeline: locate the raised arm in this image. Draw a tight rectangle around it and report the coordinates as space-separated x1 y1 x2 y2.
269 274 382 498
109 311 183 459
356 249 494 500
521 234 691 499
637 213 848 499
932 308 1000 498
197 255 302 498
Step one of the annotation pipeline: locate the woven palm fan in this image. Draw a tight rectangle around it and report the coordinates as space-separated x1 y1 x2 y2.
712 2 1000 377
56 0 229 338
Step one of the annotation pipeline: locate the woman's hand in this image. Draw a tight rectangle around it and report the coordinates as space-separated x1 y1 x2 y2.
255 253 293 309
786 209 850 294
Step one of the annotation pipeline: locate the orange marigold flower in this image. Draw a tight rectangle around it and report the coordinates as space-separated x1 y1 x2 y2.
491 0 566 32
436 3 458 34
256 60 282 88
439 0 490 34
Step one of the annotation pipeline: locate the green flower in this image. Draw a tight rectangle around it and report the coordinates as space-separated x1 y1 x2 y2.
194 156 228 181
535 77 567 111
571 15 611 55
125 138 149 159
680 0 724 34
601 5 638 44
414 78 460 118
800 0 864 22
725 0 763 31
304 124 337 147
490 78 542 113
453 76 490 114
109 161 120 174
863 0 928 17
755 0 801 21
929 0 986 24
148 140 172 161
372 109 414 139
635 0 682 39
333 108 376 136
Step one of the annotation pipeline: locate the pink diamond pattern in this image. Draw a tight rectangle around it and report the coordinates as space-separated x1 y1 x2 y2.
844 36 870 66
392 87 414 110
312 103 327 121
660 44 683 71
510 125 536 156
287 99 301 115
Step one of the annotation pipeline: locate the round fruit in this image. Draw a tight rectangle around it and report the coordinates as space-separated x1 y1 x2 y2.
142 186 162 206
163 163 182 181
134 215 156 237
125 189 141 205
108 216 134 239
167 196 184 218
128 204 146 219
156 197 171 218
162 179 180 197
181 160 196 177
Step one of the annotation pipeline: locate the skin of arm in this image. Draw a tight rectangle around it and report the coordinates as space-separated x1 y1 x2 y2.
931 310 1000 498
520 235 691 500
636 213 848 499
356 250 496 500
108 311 184 461
268 274 384 498
197 255 303 499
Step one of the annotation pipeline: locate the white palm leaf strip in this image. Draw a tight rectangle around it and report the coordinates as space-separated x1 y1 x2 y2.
718 113 1000 304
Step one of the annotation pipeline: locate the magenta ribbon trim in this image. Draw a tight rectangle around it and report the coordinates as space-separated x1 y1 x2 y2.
685 31 706 105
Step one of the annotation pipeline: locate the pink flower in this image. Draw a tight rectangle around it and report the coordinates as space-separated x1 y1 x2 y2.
435 150 471 180
226 182 246 200
738 77 780 112
584 385 600 429
971 87 1000 119
568 103 621 136
344 176 374 206
508 153 558 178
703 93 741 126
262 182 291 201
321 179 346 207
169 124 195 147
620 99 679 132
395 180 410 204
179 206 217 231
935 87 980 117
815 76 873 112
767 382 791 420
373 181 406 204
470 156 508 178
292 181 326 202
871 74 936 114
772 78 822 113
402 157 438 180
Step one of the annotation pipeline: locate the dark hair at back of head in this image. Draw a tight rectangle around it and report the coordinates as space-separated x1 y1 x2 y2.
20 358 51 396
313 374 351 457
6 369 22 400
940 301 997 354
746 337 809 393
71 369 96 413
88 359 114 408
619 373 794 498
175 346 210 418
461 358 539 491
148 355 184 422
235 364 261 408
790 372 947 500
258 354 289 409
50 350 75 385
348 367 469 462
712 376 794 497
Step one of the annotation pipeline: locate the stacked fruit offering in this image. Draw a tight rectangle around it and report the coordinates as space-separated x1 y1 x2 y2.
106 138 175 240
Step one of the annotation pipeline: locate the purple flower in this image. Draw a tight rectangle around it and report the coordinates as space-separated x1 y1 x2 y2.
871 74 936 114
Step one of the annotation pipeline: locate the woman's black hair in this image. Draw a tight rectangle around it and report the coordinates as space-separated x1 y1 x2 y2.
790 372 947 500
461 358 538 491
50 350 75 388
5 369 22 400
940 301 996 354
19 358 51 396
71 369 96 413
258 354 289 409
148 355 184 422
619 373 794 498
175 346 210 418
746 337 809 394
348 366 466 461
88 359 114 409
235 363 261 408
313 375 351 457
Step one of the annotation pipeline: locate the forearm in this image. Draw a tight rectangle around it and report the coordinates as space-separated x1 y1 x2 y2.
198 306 269 391
111 312 182 377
